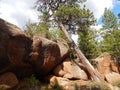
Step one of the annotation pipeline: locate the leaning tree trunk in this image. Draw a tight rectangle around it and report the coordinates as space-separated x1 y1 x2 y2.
55 18 102 82
37 0 102 82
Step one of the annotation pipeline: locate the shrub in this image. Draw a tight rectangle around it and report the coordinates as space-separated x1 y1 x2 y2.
112 80 120 87
87 81 110 90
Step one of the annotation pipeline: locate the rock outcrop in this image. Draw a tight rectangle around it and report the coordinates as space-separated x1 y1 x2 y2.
92 52 120 82
0 72 19 89
53 58 88 80
0 18 120 90
105 72 120 84
30 36 61 76
54 39 70 60
93 53 119 79
0 18 33 78
46 75 88 90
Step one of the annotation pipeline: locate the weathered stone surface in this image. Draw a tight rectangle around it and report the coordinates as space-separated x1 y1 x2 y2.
64 80 88 90
46 75 88 90
53 65 66 77
47 75 70 87
0 18 33 77
113 86 120 90
92 52 119 79
110 61 119 73
55 39 69 60
0 72 19 89
30 36 61 76
105 72 120 84
53 58 88 80
0 84 11 90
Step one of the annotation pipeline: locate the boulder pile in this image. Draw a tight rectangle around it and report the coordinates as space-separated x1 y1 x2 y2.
0 18 120 90
92 52 120 83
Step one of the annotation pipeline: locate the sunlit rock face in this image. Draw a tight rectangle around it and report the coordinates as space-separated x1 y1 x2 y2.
92 52 119 79
30 36 61 76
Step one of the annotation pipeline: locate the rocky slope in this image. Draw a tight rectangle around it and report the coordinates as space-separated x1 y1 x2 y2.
0 18 120 90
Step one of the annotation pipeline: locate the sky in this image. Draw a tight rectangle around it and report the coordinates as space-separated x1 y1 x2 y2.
0 0 39 29
0 0 120 29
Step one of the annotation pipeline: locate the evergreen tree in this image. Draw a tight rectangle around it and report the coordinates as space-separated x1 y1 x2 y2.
102 8 117 32
36 0 98 60
101 8 120 64
36 0 102 81
25 22 51 38
36 0 95 34
76 8 98 60
78 28 100 60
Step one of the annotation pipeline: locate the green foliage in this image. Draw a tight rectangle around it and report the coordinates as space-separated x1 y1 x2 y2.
36 0 98 61
102 8 117 31
54 5 82 21
26 75 39 86
25 21 68 40
87 81 110 90
24 75 42 90
101 29 120 62
25 22 52 39
78 28 100 60
49 28 67 40
24 23 37 37
112 80 120 87
101 8 120 64
49 84 63 90
37 0 96 34
55 4 96 34
20 75 62 90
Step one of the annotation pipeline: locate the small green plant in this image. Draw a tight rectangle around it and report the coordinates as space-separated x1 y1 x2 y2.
49 84 63 90
112 80 120 87
74 84 81 90
26 75 41 90
26 75 39 85
26 75 63 90
87 81 110 90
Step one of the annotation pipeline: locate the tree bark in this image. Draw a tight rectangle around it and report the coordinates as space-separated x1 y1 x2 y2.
37 0 102 82
56 18 102 82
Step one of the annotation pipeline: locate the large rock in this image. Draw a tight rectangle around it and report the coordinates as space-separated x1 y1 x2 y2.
92 52 119 79
30 36 61 76
0 72 19 89
46 75 88 90
53 58 88 80
110 61 119 73
0 18 33 77
47 75 70 87
54 39 69 60
105 72 120 84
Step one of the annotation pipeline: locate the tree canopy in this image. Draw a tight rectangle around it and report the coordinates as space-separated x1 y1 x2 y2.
36 0 95 34
101 8 120 64
102 8 117 32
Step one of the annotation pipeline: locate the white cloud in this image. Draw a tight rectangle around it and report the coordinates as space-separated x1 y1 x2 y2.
85 0 113 20
0 0 115 29
72 34 78 44
0 0 38 29
91 25 102 30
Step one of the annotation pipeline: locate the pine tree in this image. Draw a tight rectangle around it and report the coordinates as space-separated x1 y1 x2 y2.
102 8 117 32
101 8 120 64
78 28 100 60
25 22 51 38
36 0 102 81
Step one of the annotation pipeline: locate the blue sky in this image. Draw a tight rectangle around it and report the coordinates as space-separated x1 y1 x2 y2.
97 0 120 25
112 2 120 18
